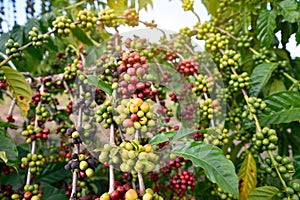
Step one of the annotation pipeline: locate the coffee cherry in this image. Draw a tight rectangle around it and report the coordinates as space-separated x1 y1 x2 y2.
100 8 118 27
125 189 138 200
52 15 75 37
123 8 139 27
76 9 98 31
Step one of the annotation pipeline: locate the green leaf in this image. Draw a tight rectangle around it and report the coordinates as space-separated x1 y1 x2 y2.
107 0 128 15
87 75 112 95
269 79 286 95
256 10 277 47
259 91 300 125
296 22 300 45
1 66 32 116
40 184 68 200
278 0 300 23
0 120 18 129
71 26 94 46
250 63 278 96
36 162 71 184
138 0 153 11
172 142 239 197
201 0 219 17
247 186 279 200
263 91 300 111
172 128 198 142
0 130 18 166
238 153 257 200
149 131 174 145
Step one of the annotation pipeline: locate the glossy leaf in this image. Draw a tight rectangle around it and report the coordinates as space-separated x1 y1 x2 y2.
238 153 257 200
201 0 219 16
0 130 18 166
172 142 239 197
247 186 279 200
71 26 94 46
36 162 71 184
259 91 300 125
40 184 68 200
172 128 198 142
1 66 32 116
87 75 112 95
278 0 300 23
149 131 174 145
250 63 278 96
269 79 286 95
256 10 277 47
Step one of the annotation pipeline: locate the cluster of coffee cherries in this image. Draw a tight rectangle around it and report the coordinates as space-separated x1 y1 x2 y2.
176 59 199 76
114 98 155 135
100 8 118 27
228 72 250 92
182 0 194 11
211 185 237 200
99 140 159 174
0 70 6 90
0 184 15 200
219 50 240 72
5 39 22 58
67 127 83 145
191 74 213 95
19 184 43 200
236 34 252 48
252 127 278 152
195 21 216 41
76 9 98 31
167 170 196 199
21 153 46 176
241 97 267 120
96 99 113 129
0 163 14 175
6 113 15 123
64 153 96 179
203 127 229 147
28 26 49 48
277 181 300 200
205 33 229 52
261 155 294 180
64 58 84 80
199 98 220 121
123 8 139 27
21 125 50 143
35 104 50 125
52 15 75 36
117 52 154 99
160 156 188 174
156 104 173 123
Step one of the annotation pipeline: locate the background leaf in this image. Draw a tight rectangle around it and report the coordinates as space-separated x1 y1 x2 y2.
256 10 277 47
87 75 112 95
0 129 18 166
237 153 257 200
247 186 279 200
149 131 174 145
250 63 278 96
259 91 300 125
1 66 32 116
36 162 71 184
40 184 68 200
138 0 153 11
172 142 239 197
278 0 300 23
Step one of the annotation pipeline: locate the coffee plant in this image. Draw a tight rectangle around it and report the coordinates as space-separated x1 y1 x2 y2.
0 0 300 200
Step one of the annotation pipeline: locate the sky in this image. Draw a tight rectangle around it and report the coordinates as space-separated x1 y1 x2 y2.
1 0 299 57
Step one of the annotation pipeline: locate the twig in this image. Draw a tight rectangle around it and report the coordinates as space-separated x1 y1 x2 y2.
137 172 145 195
